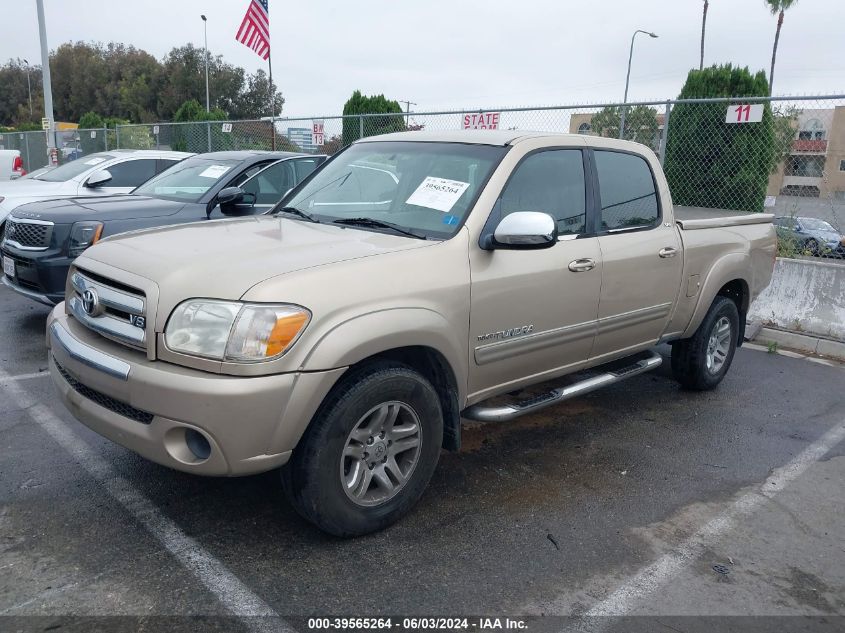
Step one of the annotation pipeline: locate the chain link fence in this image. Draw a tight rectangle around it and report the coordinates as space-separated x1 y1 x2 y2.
4 95 843 260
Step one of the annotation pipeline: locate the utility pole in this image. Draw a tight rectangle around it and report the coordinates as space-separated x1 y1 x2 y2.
35 0 57 165
201 15 210 112
399 100 417 126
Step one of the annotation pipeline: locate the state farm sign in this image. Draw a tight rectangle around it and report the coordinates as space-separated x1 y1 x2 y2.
462 112 500 130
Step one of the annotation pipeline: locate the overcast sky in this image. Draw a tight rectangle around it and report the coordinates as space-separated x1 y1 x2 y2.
3 1 844 118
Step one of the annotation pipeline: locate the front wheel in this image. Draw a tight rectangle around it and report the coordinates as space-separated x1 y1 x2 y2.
671 296 739 391
282 362 443 537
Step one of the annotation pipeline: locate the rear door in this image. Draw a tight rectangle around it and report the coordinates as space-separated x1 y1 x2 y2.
590 149 683 360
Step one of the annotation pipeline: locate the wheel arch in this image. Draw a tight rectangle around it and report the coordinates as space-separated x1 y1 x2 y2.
681 252 751 341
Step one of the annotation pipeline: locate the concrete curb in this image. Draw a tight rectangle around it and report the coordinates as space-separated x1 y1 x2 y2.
750 326 845 362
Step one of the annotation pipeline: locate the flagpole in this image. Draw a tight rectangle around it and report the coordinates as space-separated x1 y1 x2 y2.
268 51 276 150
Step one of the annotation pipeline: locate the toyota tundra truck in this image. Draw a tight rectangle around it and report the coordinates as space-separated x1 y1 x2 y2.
44 130 776 536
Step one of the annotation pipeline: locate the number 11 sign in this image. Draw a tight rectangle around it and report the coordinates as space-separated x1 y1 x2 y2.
726 104 764 124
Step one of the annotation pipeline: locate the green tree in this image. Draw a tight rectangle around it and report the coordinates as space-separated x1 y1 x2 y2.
663 64 775 212
591 105 659 148
341 91 406 145
764 0 797 95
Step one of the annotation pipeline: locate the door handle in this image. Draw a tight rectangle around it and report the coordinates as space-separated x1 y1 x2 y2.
568 258 596 272
658 247 678 258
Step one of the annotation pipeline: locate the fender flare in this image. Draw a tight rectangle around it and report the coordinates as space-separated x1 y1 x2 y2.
301 307 468 404
681 252 750 339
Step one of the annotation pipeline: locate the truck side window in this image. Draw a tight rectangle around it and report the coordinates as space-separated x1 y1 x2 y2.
500 150 586 236
594 151 659 231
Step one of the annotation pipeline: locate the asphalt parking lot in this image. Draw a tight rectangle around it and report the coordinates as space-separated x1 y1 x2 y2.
1 284 843 631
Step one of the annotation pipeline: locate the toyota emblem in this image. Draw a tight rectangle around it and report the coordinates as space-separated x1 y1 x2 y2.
81 288 100 316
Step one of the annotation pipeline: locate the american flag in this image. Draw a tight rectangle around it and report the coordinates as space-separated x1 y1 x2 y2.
235 0 270 60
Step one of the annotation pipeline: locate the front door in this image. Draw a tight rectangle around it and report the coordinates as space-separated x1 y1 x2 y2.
590 149 683 360
468 148 603 400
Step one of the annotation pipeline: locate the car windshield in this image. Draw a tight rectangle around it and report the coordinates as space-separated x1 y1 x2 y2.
800 218 837 232
35 153 115 182
133 157 241 202
278 141 508 239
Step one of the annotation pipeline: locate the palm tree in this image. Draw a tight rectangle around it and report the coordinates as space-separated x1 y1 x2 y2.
700 1 709 71
765 0 797 94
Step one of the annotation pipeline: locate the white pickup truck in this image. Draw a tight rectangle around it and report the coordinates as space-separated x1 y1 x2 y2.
0 150 26 180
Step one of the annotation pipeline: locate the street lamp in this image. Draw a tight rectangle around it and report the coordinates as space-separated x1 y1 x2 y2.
619 29 658 140
22 59 33 117
201 14 209 112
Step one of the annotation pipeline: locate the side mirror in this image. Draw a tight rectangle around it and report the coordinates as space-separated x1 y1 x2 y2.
489 212 558 250
217 186 257 217
85 169 112 188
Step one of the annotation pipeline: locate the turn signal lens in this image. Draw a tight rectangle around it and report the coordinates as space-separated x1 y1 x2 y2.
225 304 311 361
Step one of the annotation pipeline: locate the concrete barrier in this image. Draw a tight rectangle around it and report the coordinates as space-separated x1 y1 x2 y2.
749 257 845 341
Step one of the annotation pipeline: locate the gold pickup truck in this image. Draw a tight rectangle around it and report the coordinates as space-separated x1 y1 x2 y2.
45 131 776 536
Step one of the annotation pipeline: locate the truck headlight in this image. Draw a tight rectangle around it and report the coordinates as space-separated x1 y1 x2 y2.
69 221 104 256
164 300 310 362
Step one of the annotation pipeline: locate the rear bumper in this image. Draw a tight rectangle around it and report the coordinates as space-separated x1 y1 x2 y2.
47 305 346 476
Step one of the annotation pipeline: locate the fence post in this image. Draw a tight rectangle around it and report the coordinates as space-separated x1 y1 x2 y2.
24 133 30 172
115 125 121 149
359 115 364 140
103 127 108 151
207 121 212 153
659 101 672 166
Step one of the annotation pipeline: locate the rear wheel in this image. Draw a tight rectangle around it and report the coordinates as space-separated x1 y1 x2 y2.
282 362 443 537
671 296 739 391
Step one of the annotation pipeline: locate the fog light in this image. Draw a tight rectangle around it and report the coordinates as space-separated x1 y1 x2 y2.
185 429 211 461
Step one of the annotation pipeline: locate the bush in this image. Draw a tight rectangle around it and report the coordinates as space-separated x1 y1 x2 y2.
341 91 405 146
664 64 776 212
591 105 659 148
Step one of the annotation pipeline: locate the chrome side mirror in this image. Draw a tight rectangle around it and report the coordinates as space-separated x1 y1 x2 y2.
492 212 557 249
85 169 112 188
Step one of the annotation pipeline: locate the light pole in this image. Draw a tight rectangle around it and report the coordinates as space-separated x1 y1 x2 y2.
399 100 417 126
23 59 33 117
619 29 658 140
201 14 210 112
35 0 57 165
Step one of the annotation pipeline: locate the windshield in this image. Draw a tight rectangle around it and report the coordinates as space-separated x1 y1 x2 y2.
800 218 837 232
280 141 508 239
133 157 241 202
35 153 115 182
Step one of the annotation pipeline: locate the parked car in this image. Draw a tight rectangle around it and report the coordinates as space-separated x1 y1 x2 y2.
0 150 26 180
44 131 776 536
773 215 844 257
1 151 325 305
0 149 193 226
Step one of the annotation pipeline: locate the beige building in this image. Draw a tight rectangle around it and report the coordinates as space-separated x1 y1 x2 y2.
767 107 845 201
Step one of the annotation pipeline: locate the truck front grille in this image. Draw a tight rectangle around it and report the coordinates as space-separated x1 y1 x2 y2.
4 218 53 250
68 269 148 351
54 358 153 424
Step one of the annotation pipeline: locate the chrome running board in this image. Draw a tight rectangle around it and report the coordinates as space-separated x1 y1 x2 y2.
461 350 663 423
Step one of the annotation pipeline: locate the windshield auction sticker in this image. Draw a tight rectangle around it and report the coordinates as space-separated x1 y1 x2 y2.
199 165 231 179
406 177 470 212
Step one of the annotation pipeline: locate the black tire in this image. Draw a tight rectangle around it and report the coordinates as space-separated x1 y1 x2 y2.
281 361 443 537
671 296 739 391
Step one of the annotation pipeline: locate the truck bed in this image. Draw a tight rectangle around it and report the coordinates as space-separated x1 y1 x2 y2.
674 205 774 230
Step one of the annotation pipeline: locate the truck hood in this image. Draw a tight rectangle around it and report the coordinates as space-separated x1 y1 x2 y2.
11 194 185 223
79 216 434 301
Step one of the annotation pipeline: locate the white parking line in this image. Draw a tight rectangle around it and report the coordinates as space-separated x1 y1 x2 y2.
0 370 51 382
582 417 845 617
0 368 291 632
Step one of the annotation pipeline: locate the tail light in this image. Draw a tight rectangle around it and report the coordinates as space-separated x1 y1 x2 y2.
12 156 25 177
